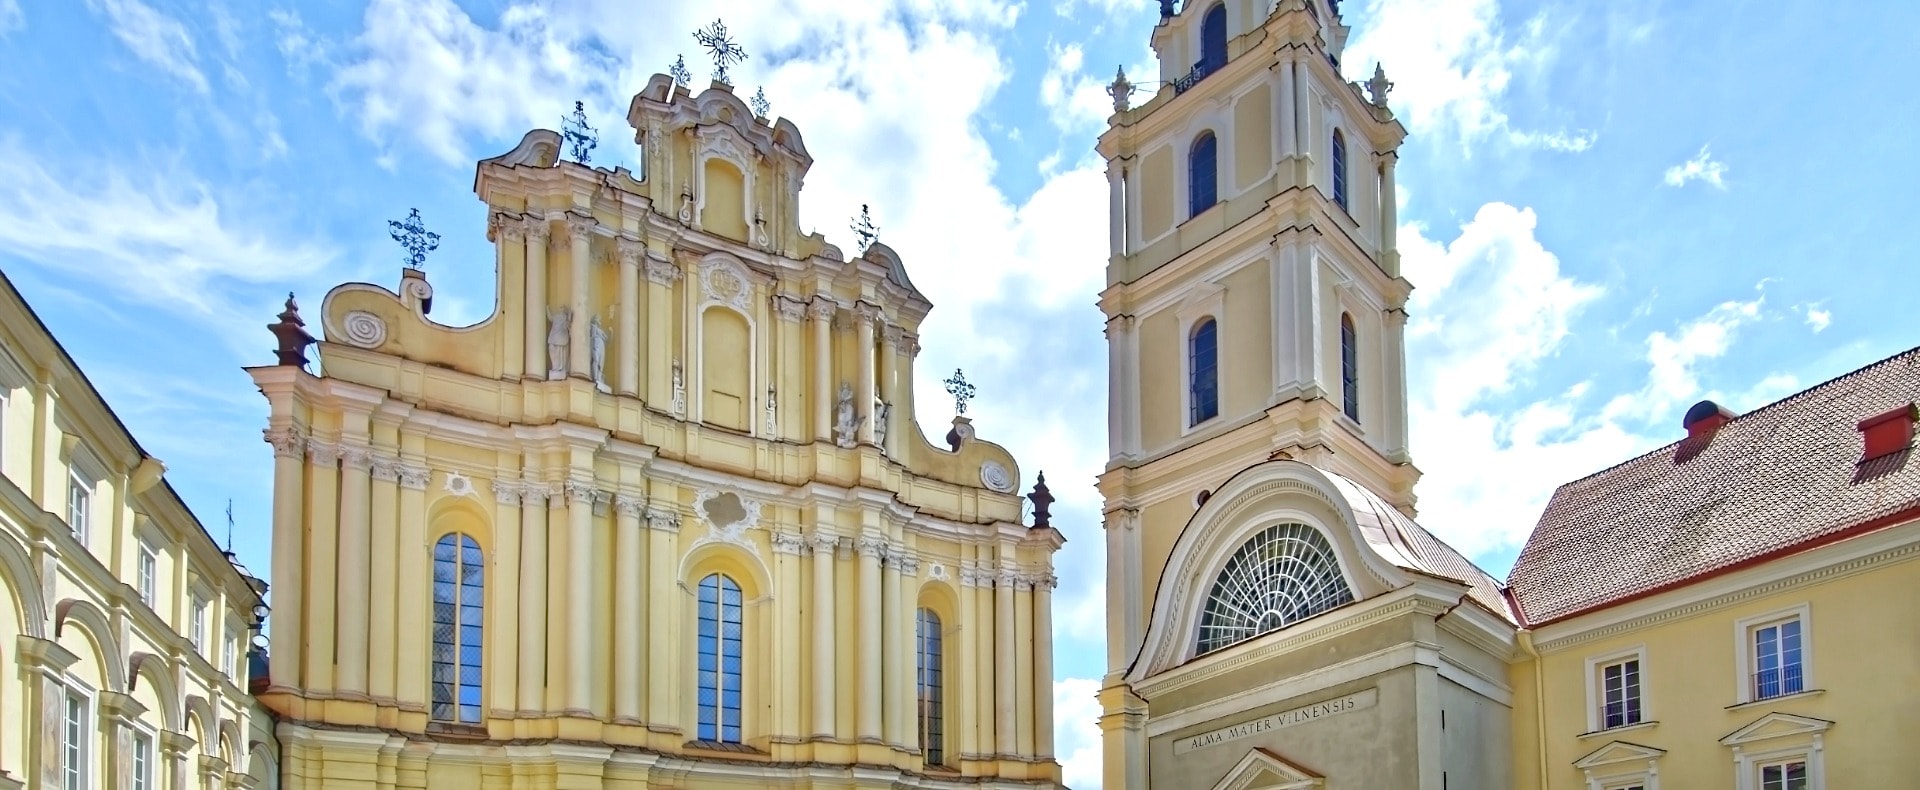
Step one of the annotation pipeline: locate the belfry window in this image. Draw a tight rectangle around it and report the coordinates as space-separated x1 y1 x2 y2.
1340 313 1359 422
1188 132 1218 218
1189 318 1219 426
430 532 484 724
1197 523 1353 654
917 608 946 766
697 573 744 743
1331 129 1350 211
1199 4 1227 73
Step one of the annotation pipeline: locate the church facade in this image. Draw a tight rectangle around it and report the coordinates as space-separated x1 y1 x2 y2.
245 74 1064 788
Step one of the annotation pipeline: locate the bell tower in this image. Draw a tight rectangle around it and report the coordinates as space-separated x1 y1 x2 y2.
1095 1 1416 786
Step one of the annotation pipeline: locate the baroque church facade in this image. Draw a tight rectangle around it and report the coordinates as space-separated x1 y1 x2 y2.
245 74 1065 788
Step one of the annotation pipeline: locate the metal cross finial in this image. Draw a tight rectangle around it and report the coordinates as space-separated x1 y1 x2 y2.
387 208 440 269
225 498 235 555
943 368 976 415
750 86 770 118
562 100 598 163
669 54 692 88
693 19 747 86
850 204 878 254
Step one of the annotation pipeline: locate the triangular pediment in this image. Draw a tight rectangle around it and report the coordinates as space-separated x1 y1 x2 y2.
1574 740 1666 770
1208 748 1324 790
1719 712 1834 747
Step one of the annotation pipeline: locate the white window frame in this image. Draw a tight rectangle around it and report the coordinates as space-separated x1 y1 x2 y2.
60 678 93 790
222 623 239 678
1583 645 1650 733
1574 740 1664 790
1734 744 1822 790
136 537 159 606
1756 757 1811 790
1721 712 1829 790
1733 604 1812 705
1175 282 1228 436
189 592 208 653
130 721 157 790
67 470 93 545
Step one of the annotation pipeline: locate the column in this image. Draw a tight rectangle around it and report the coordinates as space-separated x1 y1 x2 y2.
336 443 373 696
616 238 645 397
368 457 401 703
773 296 809 439
644 506 683 732
877 324 900 455
880 550 904 747
956 565 979 760
1033 573 1056 759
19 637 78 788
612 495 645 723
896 555 921 754
772 532 807 740
489 479 524 716
96 692 146 790
1384 307 1411 461
972 562 996 760
809 298 836 441
994 564 1016 757
565 213 596 379
1379 153 1400 273
809 532 838 739
644 254 681 410
495 215 526 379
1106 160 1125 257
394 461 430 707
1294 56 1314 181
855 537 885 743
1276 59 1297 159
1015 573 1035 757
517 480 550 713
304 441 341 696
564 480 597 715
1104 317 1128 460
854 303 878 445
524 219 550 378
264 427 306 689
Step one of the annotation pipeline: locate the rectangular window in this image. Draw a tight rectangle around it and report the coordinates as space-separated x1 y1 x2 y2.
222 628 236 678
1599 658 1643 729
67 472 92 545
136 539 158 605
62 686 88 790
1760 760 1808 790
189 595 207 653
131 729 154 790
1753 617 1804 700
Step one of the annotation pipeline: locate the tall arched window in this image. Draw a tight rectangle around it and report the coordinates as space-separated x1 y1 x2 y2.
697 573 744 744
916 608 945 766
1340 313 1359 422
1188 132 1218 218
1197 523 1353 655
1189 318 1220 426
430 532 484 724
1331 129 1350 211
1199 4 1227 73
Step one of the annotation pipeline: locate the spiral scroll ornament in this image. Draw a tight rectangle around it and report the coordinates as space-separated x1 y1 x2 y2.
980 461 1016 493
341 311 388 349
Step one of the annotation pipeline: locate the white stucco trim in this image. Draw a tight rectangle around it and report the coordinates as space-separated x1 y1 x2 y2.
1177 282 1228 435
1720 712 1831 790
1730 602 1813 706
1574 740 1664 790
1582 645 1649 734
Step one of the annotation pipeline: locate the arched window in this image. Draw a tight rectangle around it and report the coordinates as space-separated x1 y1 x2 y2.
916 608 945 766
1199 4 1227 72
1340 313 1359 422
430 532 484 724
697 573 744 744
1188 132 1218 218
1197 523 1353 655
1331 129 1350 211
1189 318 1219 426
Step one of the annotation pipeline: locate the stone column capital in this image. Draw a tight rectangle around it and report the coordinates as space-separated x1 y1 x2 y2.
643 506 682 532
808 297 839 321
397 464 430 491
616 235 647 266
644 253 682 285
613 494 646 518
492 479 522 505
770 531 809 555
524 218 551 242
263 426 306 459
563 211 599 239
518 481 550 508
95 690 148 724
855 537 890 559
774 293 810 322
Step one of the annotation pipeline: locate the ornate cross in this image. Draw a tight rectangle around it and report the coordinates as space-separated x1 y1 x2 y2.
562 100 598 163
750 86 771 118
669 54 692 88
388 208 440 269
850 204 878 254
944 368 976 415
694 19 747 86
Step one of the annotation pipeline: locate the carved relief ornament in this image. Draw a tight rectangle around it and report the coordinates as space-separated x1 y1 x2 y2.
613 494 646 518
770 531 809 555
773 294 809 322
644 253 682 285
264 426 306 459
698 257 754 311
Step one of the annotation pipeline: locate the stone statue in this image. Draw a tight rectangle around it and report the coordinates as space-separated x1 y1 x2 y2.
834 382 863 449
546 306 571 380
765 387 778 435
588 314 610 393
671 360 687 416
874 400 891 450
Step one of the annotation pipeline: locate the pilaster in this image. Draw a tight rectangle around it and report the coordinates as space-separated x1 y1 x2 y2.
809 531 838 740
367 454 402 709
644 253 681 411
809 298 836 442
855 536 885 745
524 218 551 378
565 212 597 379
881 548 904 748
612 493 646 724
335 441 374 698
304 440 341 696
616 236 646 397
563 478 598 716
264 425 307 690
393 458 430 712
994 565 1016 757
854 302 879 445
643 505 683 742
517 475 550 716
489 477 525 718
18 636 79 790
494 214 527 379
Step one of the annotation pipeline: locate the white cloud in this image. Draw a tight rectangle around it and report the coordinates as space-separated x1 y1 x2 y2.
0 0 23 35
1662 144 1728 189
1053 676 1104 789
1601 292 1764 424
1055 0 1148 17
84 0 210 94
1805 306 1831 333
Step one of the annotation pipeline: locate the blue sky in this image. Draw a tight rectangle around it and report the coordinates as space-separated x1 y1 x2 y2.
3 0 1918 785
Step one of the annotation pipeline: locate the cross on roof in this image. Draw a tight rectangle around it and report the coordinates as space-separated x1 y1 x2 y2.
387 208 440 269
669 54 692 87
850 204 878 253
944 368 976 415
694 19 747 86
750 86 771 118
561 100 598 163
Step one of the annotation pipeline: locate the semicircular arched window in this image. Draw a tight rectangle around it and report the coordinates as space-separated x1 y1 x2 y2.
1197 523 1354 655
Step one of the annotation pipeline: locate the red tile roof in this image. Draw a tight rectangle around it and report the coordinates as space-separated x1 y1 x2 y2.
1506 346 1920 626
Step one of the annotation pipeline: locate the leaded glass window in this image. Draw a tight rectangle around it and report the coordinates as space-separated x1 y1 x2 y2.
1331 129 1350 211
1197 523 1353 654
1189 132 1218 217
431 532 484 724
1190 318 1220 425
917 608 945 766
1341 313 1359 422
697 573 743 743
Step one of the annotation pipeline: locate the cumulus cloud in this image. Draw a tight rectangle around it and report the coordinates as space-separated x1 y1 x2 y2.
1054 676 1104 789
84 0 210 94
1804 306 1831 333
1663 144 1728 189
1601 291 1764 423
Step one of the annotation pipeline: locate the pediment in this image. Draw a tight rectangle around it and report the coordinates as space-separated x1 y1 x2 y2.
1574 740 1666 770
1720 712 1833 747
1209 748 1323 790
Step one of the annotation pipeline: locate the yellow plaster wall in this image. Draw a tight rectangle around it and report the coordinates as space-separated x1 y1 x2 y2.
1232 86 1270 192
1140 145 1174 241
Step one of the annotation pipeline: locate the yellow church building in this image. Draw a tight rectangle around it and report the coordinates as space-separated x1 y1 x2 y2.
244 72 1065 788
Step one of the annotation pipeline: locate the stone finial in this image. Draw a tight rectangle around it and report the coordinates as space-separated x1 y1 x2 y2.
269 292 316 368
1366 62 1394 108
1107 66 1133 113
1159 0 1175 19
1028 471 1056 529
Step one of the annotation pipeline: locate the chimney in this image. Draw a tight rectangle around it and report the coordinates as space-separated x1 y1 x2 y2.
1856 403 1917 461
1683 399 1737 440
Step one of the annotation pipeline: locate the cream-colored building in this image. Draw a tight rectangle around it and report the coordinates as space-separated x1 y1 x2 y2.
246 74 1064 788
0 270 272 788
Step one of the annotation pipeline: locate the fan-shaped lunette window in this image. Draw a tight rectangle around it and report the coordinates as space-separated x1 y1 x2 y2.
1197 523 1354 654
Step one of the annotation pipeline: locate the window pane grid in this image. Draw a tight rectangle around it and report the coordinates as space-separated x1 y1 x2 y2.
1761 760 1808 790
697 574 744 743
1189 133 1218 217
1753 619 1804 700
1190 319 1219 425
1331 131 1349 210
1600 659 1642 729
63 691 85 790
431 533 484 724
1340 314 1359 422
137 541 157 605
68 475 90 544
1197 523 1353 654
132 731 153 790
918 608 945 766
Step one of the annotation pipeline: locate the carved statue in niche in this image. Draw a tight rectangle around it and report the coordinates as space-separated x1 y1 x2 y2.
834 382 863 449
588 314 610 393
547 306 571 380
874 400 891 450
765 387 778 435
671 359 687 416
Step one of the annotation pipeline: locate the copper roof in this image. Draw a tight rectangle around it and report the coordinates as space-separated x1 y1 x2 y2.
1506 346 1920 626
1318 468 1515 622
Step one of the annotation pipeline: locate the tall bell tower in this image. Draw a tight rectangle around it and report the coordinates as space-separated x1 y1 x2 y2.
1095 1 1415 786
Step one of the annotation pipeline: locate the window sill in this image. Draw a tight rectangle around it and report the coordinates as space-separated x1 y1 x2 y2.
1727 689 1824 710
425 722 489 740
684 740 763 756
1578 720 1658 739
